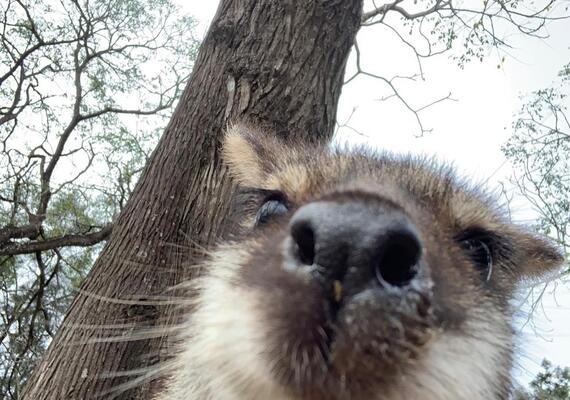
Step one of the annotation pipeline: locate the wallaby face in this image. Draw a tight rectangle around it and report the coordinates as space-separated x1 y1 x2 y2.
157 124 563 400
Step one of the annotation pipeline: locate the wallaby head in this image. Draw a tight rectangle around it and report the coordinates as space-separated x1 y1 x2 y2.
157 123 563 400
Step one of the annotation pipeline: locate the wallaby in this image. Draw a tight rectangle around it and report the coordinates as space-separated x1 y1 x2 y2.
157 123 563 400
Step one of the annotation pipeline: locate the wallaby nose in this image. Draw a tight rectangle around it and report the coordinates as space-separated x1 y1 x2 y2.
289 201 422 291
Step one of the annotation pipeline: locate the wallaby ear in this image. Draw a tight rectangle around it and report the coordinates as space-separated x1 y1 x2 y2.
222 122 289 188
514 230 565 280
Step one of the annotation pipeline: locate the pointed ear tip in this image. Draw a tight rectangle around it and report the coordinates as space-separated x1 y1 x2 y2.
221 122 264 187
551 250 566 264
534 246 566 276
222 122 255 154
223 122 265 152
539 239 565 262
222 127 243 151
224 122 247 142
518 236 566 279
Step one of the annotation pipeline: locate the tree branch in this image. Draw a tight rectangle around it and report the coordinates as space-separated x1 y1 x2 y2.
0 224 113 256
362 0 448 24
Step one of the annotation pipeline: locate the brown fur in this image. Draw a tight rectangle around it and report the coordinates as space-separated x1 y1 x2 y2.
156 123 563 400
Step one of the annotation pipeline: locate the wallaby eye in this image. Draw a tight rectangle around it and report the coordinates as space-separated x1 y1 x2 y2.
461 238 492 269
457 229 494 278
255 194 289 226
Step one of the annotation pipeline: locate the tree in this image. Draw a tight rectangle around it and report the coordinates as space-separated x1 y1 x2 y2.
530 360 570 400
503 61 570 271
501 60 569 398
16 1 570 399
0 0 198 397
513 360 570 400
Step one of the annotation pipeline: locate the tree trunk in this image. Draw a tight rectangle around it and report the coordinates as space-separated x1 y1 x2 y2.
22 1 363 399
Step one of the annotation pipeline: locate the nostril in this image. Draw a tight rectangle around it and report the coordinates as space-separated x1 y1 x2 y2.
375 230 422 287
291 220 315 265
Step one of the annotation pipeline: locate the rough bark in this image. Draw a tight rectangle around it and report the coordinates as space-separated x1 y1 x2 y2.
22 1 363 399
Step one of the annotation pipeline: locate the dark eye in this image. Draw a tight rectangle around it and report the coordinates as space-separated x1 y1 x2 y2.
457 229 494 279
255 198 289 226
461 238 492 268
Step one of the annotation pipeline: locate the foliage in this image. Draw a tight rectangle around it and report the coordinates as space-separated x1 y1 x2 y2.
530 360 570 399
514 360 570 399
0 0 199 397
348 0 570 135
503 58 569 398
502 62 570 267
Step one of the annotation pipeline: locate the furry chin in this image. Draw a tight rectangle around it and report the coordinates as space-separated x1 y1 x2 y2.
159 249 512 400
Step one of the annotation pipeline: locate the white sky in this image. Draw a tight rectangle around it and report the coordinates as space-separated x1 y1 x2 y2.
175 0 570 387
